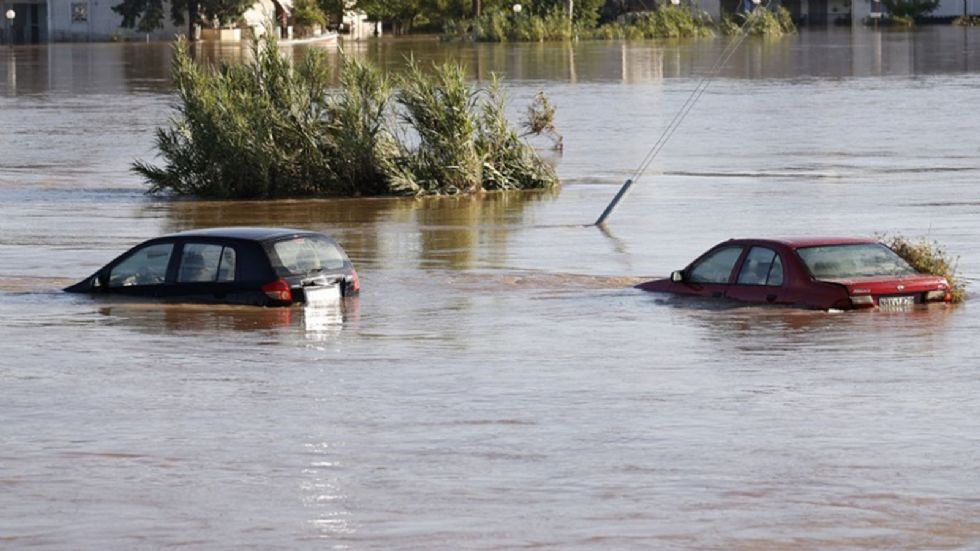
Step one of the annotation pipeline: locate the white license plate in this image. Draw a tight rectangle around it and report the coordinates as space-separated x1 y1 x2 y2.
879 295 915 309
304 284 341 305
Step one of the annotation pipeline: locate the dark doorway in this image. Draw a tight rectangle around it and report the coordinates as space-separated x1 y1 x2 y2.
9 2 46 44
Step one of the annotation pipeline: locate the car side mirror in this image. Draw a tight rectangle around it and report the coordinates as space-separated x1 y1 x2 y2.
92 270 108 290
671 270 684 283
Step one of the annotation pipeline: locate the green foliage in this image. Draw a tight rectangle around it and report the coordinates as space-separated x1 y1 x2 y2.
293 0 328 28
720 13 743 35
135 35 557 198
723 6 796 36
445 9 575 42
613 6 715 38
113 0 179 33
522 91 563 150
396 60 482 194
880 235 965 303
113 0 251 31
888 13 916 25
444 5 714 41
476 78 558 191
135 37 339 197
883 0 939 18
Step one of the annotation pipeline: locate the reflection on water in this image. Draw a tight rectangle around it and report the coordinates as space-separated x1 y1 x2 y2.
3 27 980 550
3 27 980 98
91 298 358 335
160 190 558 270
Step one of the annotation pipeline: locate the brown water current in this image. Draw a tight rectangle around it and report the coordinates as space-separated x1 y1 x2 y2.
2 26 980 549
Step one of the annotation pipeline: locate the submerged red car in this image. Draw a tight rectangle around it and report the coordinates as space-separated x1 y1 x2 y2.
637 237 952 310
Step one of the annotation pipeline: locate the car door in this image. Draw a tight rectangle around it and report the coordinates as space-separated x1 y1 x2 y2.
169 241 241 303
104 241 178 298
679 245 745 299
726 246 786 305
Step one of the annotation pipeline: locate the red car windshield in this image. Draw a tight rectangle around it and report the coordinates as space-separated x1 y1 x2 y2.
271 237 347 276
797 243 917 279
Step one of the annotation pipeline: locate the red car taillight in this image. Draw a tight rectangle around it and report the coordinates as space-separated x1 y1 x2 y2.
261 278 293 303
350 268 360 293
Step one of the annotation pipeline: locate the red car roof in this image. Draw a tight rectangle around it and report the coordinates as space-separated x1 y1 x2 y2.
731 237 878 249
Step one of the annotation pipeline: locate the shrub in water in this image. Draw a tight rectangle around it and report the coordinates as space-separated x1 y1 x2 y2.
476 78 558 191
880 234 966 303
723 6 796 36
136 35 557 198
135 36 339 198
396 59 483 195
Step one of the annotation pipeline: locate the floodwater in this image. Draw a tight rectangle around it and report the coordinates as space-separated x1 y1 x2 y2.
3 26 980 549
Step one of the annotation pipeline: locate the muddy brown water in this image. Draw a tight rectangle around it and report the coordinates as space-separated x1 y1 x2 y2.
2 27 980 549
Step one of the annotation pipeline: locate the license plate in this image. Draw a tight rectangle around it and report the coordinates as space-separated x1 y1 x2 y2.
879 295 915 309
304 284 341 305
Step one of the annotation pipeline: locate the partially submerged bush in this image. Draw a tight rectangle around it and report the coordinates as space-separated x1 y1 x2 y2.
444 9 575 42
135 35 558 198
135 37 339 198
889 14 916 26
396 59 482 195
953 15 980 25
724 6 796 36
881 234 966 303
522 91 563 150
619 6 715 38
477 78 558 191
443 6 713 42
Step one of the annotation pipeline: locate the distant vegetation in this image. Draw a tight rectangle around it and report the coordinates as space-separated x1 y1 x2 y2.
882 0 940 19
721 6 796 36
952 15 980 25
445 4 799 41
881 234 966 303
135 36 558 198
588 7 716 39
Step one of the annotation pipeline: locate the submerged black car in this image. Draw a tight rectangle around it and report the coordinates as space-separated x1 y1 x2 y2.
65 227 359 306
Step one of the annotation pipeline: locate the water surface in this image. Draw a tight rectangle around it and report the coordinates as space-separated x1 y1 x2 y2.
2 26 980 549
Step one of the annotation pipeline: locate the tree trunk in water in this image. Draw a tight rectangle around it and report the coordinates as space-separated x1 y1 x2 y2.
472 0 480 17
188 0 198 41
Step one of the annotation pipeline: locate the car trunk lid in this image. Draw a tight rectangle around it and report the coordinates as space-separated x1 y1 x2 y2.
285 272 349 305
819 274 950 307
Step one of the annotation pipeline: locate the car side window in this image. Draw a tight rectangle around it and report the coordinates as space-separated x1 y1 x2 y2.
737 246 784 287
688 246 743 284
108 243 174 288
178 243 237 283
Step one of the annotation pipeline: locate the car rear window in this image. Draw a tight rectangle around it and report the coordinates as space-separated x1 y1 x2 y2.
270 236 347 276
797 243 917 279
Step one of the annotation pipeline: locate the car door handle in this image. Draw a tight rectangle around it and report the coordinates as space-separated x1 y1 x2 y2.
767 294 777 302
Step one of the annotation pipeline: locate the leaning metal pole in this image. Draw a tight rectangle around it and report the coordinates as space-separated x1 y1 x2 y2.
594 179 634 226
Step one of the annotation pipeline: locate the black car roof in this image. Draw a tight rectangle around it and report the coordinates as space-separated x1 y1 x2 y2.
163 227 324 242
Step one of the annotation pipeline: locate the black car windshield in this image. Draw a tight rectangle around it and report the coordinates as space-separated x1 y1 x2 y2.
271 236 347 276
797 243 917 279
